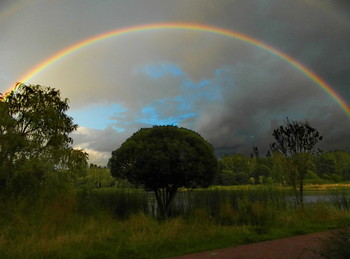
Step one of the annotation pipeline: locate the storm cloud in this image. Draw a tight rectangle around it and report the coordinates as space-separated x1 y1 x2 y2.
1 0 349 165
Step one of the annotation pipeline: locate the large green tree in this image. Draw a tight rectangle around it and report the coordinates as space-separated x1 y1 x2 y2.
270 118 322 205
108 125 218 217
0 83 87 192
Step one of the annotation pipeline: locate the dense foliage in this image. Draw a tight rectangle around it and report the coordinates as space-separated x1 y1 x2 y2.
216 150 350 186
76 164 115 188
0 83 88 194
108 125 218 217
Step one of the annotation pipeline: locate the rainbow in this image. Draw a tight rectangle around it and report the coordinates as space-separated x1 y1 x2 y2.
5 22 350 116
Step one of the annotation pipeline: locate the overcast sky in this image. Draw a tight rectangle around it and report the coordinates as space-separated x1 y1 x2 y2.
1 0 349 165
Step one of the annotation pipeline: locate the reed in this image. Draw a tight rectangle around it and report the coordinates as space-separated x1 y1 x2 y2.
1 185 350 258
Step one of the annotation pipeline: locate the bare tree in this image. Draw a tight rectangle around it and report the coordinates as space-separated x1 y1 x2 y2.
270 118 322 205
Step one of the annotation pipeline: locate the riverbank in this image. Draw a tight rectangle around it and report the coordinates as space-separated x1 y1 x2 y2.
1 184 350 258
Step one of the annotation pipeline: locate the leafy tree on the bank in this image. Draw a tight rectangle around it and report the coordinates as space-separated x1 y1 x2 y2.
270 118 322 205
322 150 350 181
315 155 337 180
108 125 218 217
217 154 252 185
0 83 88 193
249 147 274 184
77 164 115 188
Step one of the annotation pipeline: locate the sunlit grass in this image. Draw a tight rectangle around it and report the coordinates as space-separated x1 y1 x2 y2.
304 183 350 191
205 183 350 191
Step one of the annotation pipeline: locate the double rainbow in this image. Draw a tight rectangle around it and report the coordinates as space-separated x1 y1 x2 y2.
5 22 350 117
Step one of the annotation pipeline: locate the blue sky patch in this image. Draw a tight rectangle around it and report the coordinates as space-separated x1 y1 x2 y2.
136 62 184 79
183 78 211 89
139 105 196 126
68 103 127 130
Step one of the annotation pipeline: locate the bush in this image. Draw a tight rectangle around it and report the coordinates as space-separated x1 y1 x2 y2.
76 189 150 219
304 178 332 185
217 202 237 225
316 228 350 258
329 191 350 211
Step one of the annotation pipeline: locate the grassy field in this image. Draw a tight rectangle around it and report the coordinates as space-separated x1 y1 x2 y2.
0 184 349 258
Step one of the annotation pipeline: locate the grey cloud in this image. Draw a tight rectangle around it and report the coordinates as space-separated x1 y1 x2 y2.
1 0 349 165
72 127 129 153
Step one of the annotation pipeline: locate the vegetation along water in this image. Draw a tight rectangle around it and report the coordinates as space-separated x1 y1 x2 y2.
1 84 350 258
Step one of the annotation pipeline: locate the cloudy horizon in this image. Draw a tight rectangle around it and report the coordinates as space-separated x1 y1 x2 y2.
1 0 349 165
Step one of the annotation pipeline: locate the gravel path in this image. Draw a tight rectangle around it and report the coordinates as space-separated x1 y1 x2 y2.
166 230 332 259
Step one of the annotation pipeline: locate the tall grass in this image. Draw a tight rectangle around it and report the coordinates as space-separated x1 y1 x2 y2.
0 185 350 258
329 189 350 211
170 185 290 226
77 188 151 218
75 185 291 223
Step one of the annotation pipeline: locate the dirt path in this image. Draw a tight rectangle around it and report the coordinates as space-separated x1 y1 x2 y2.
166 230 332 259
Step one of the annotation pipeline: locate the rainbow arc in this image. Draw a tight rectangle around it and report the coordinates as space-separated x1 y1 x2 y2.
4 22 350 117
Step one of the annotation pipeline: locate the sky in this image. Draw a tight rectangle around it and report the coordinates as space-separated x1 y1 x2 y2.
1 0 349 165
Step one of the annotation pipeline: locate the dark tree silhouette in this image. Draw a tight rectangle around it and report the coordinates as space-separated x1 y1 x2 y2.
271 118 322 157
108 125 218 217
251 146 260 158
0 83 87 191
270 118 322 205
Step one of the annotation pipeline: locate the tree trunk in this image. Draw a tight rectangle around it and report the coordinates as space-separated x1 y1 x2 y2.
299 170 305 207
154 186 178 218
299 179 304 206
154 189 165 218
164 187 177 217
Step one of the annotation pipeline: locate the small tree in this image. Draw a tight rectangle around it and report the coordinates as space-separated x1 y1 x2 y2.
108 125 218 217
78 164 115 188
270 118 322 205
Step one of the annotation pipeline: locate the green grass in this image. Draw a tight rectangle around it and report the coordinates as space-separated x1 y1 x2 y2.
1 186 350 258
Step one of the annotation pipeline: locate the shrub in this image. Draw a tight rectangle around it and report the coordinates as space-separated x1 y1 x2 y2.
217 202 237 225
76 189 150 219
315 228 350 258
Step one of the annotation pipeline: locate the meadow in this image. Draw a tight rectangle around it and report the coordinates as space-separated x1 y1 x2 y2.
0 184 350 258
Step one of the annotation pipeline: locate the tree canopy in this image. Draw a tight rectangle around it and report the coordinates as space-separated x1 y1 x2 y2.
270 118 322 157
108 125 218 217
0 83 87 192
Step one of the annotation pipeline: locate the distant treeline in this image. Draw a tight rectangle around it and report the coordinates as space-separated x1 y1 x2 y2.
215 150 350 186
76 150 350 189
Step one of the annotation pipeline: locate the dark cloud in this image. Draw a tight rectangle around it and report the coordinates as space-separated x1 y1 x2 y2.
1 0 349 165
